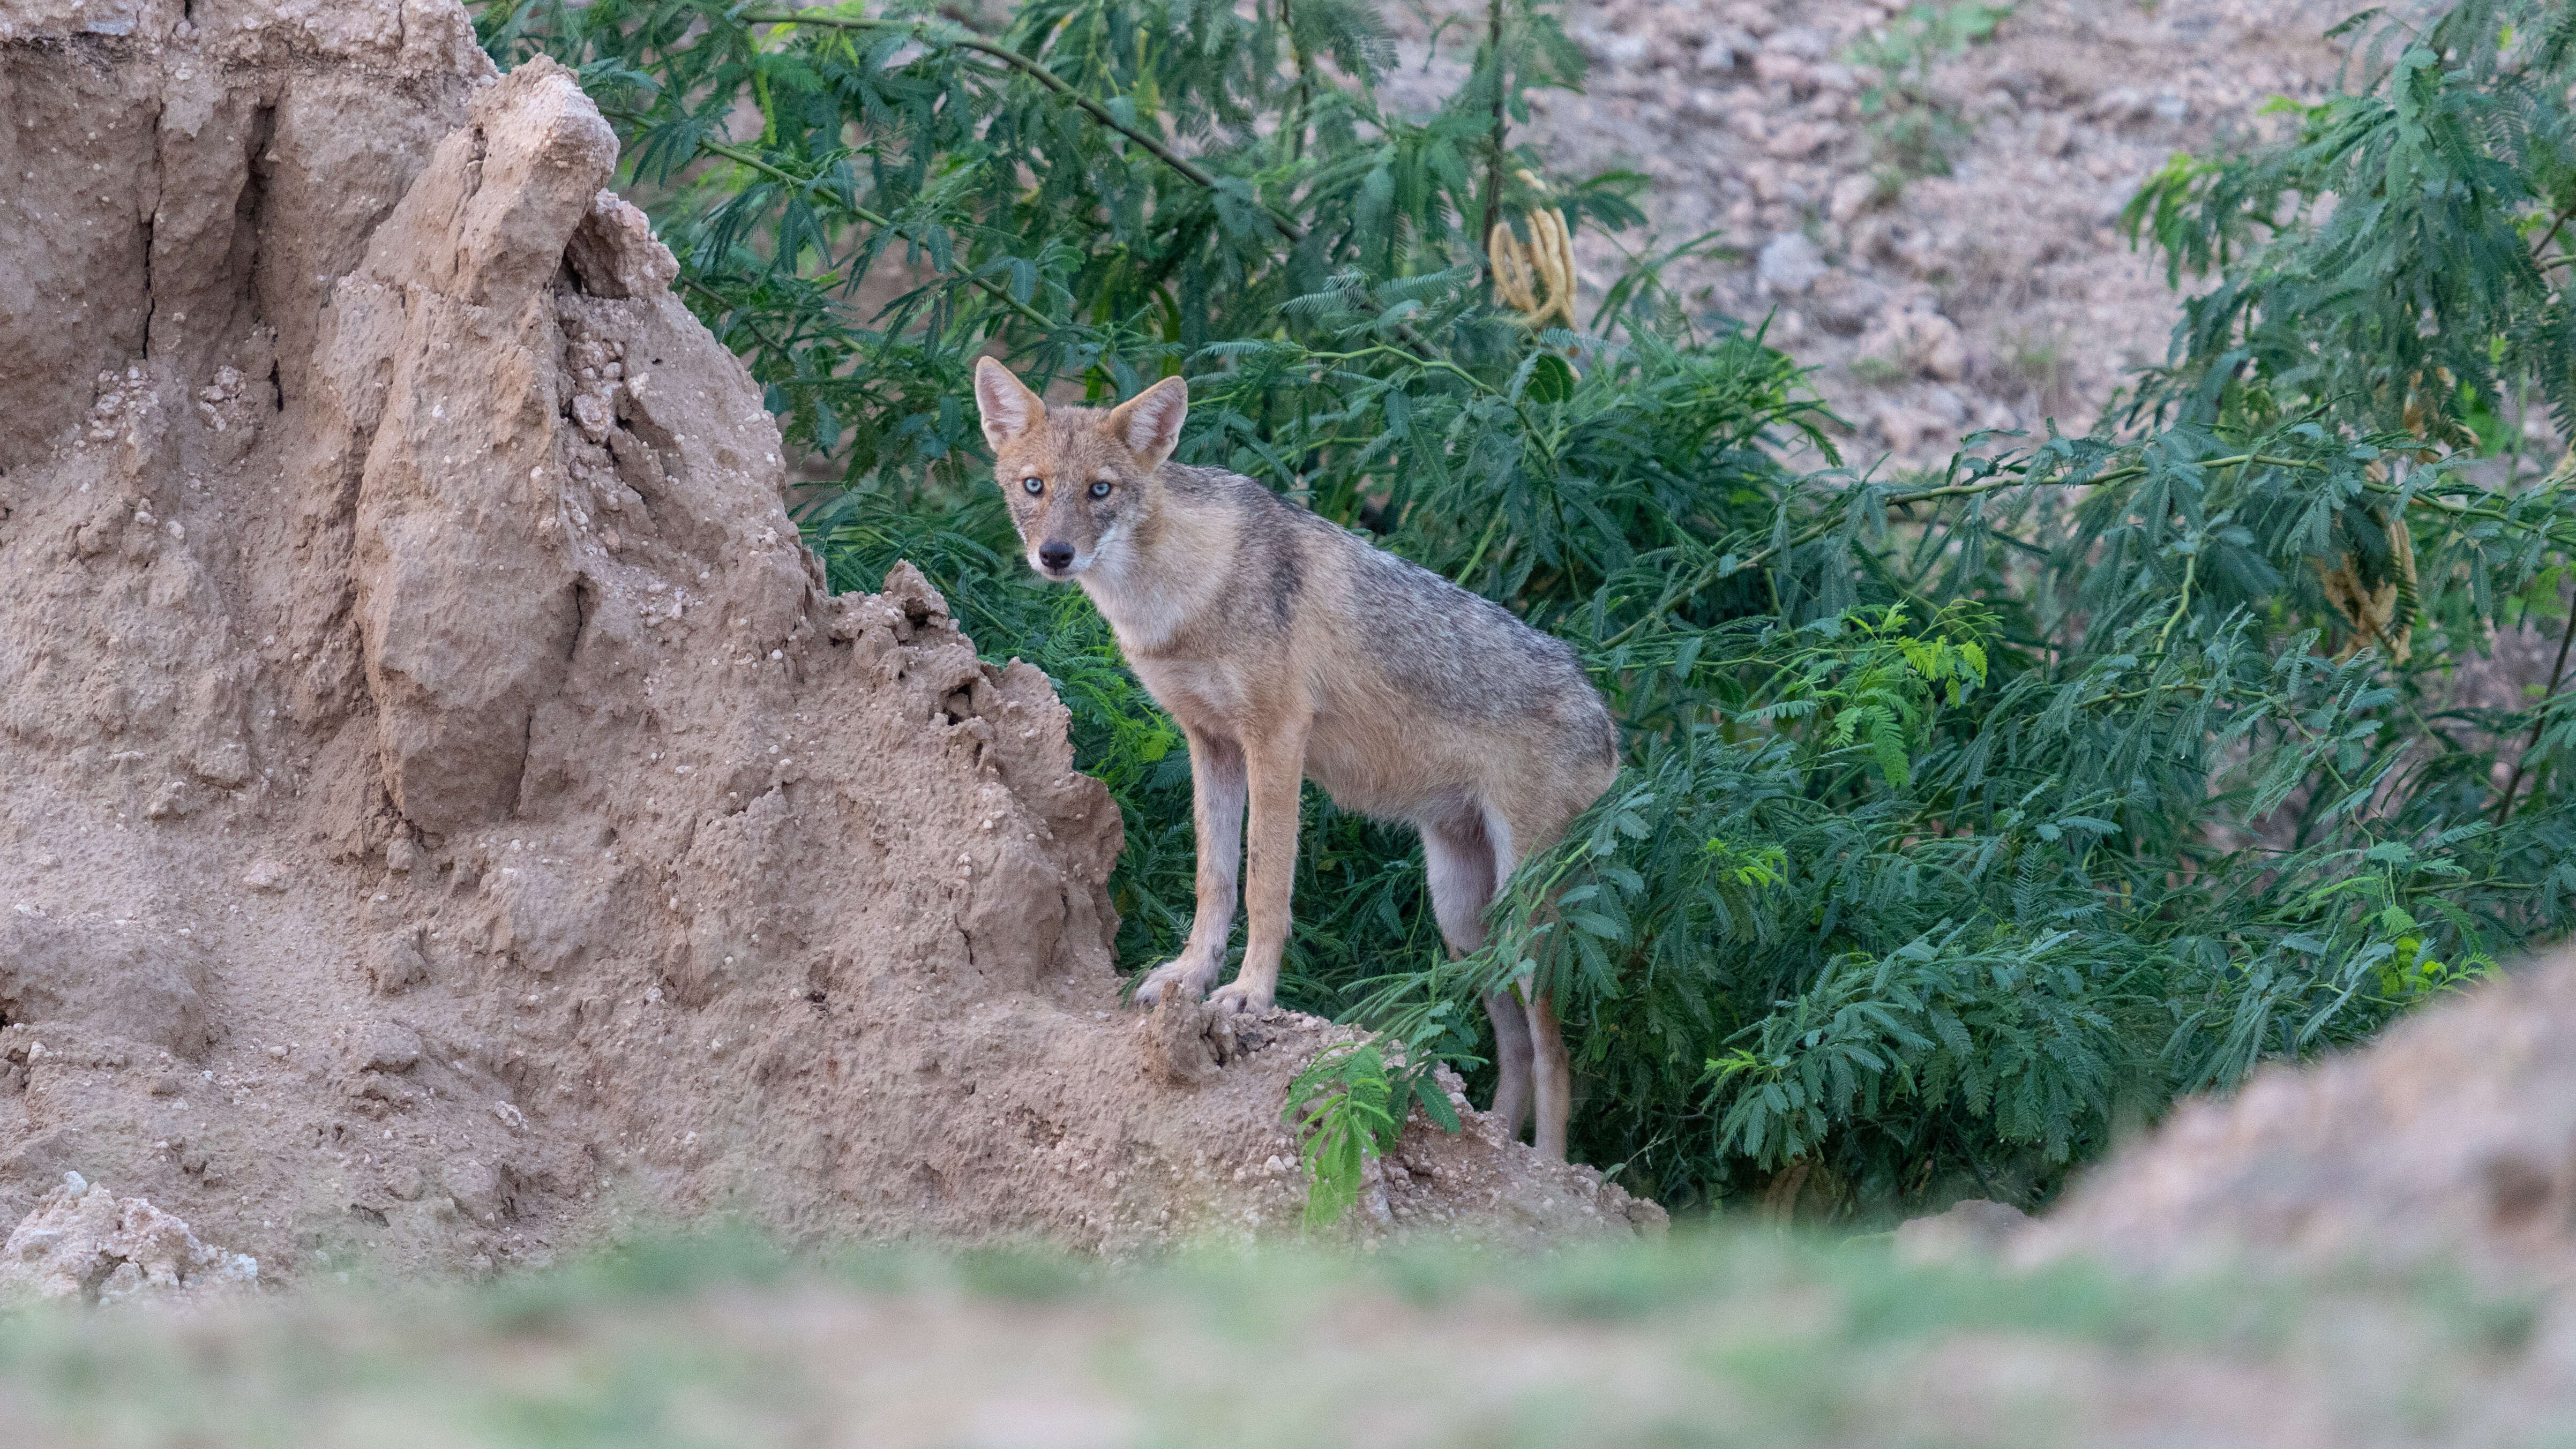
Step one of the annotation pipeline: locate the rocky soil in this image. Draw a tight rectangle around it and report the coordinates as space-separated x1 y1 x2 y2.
0 0 1653 1292
1393 0 2556 471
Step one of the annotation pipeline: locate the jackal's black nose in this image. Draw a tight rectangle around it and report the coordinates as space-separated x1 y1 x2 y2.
1038 540 1075 570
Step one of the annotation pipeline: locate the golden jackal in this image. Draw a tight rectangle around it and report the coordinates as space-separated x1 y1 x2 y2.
974 358 1618 1160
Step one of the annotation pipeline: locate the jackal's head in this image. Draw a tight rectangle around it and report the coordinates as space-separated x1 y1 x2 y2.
974 358 1187 584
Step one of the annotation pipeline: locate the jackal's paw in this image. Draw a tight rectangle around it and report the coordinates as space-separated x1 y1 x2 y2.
1206 980 1276 1016
1132 959 1217 1009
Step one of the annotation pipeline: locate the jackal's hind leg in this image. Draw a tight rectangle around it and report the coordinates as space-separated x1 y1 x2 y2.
1133 729 1246 1010
1425 814 1531 1139
1523 986 1571 1160
1483 990 1535 1140
1492 790 1585 1163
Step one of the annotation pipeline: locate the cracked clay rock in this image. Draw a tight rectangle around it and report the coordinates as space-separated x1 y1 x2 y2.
1 1172 257 1302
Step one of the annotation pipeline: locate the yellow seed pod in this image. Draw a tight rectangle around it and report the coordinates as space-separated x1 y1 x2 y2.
2398 367 2475 456
1488 220 1541 316
1486 210 1576 328
2315 514 2416 666
1486 169 1579 329
1527 206 1577 329
2315 379 2454 666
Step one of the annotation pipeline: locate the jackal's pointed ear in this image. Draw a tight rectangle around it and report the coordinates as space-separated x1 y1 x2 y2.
1107 376 1188 469
974 357 1045 450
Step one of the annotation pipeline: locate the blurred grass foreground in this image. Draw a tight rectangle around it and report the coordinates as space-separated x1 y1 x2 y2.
0 1228 2558 1448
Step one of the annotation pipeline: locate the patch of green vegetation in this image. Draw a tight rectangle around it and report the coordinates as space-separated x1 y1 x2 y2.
1849 354 1914 388
2122 0 2576 460
1284 1039 1457 1228
1842 3 2014 182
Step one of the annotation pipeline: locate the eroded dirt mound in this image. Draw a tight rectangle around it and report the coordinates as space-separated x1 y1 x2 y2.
2018 947 2576 1285
0 0 1655 1280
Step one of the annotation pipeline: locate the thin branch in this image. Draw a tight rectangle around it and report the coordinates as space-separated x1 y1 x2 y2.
1591 452 2335 650
740 10 1310 243
2530 196 2576 264
1738 453 2322 575
2375 477 2576 555
2493 591 2576 825
679 273 798 359
1478 0 1507 264
679 130 1065 334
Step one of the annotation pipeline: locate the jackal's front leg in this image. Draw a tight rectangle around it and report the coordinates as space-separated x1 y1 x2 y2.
1132 728 1245 1009
1207 719 1309 1015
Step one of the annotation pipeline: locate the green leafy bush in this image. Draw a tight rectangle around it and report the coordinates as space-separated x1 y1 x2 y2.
474 0 2576 1220
2124 1 2576 453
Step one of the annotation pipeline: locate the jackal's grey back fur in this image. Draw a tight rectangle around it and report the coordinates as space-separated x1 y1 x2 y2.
1344 537 1616 760
1171 460 1618 777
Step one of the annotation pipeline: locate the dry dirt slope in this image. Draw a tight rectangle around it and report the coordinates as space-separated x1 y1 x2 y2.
2017 943 2576 1290
1390 0 2499 470
0 0 1653 1290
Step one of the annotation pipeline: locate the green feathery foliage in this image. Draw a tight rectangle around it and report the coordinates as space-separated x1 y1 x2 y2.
473 0 2576 1221
1284 1038 1460 1229
2124 0 2576 451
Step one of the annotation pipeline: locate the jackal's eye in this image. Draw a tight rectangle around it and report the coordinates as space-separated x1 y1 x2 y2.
1021 476 1043 495
1088 480 1113 499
